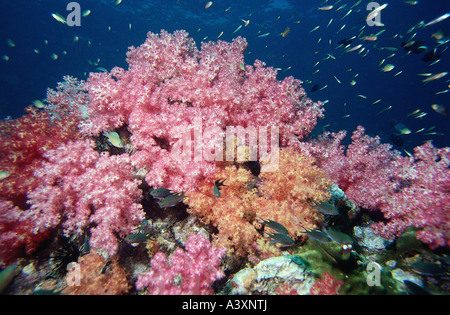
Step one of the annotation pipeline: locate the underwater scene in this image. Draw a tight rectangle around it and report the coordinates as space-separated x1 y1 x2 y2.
0 0 449 297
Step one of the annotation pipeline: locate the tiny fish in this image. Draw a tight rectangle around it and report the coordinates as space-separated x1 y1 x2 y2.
126 232 150 243
265 232 295 247
304 229 332 243
150 188 173 199
422 72 448 83
158 193 186 208
205 1 213 9
318 5 334 11
431 104 447 115
424 13 450 27
313 202 339 216
325 228 354 245
213 178 226 197
259 218 289 235
51 13 67 24
257 32 270 38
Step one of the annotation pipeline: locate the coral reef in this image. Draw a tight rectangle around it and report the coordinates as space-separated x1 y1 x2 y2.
185 147 331 257
136 234 226 295
63 252 129 295
296 126 450 249
81 30 324 192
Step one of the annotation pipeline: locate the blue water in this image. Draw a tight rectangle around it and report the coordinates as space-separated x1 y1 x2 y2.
1 0 449 150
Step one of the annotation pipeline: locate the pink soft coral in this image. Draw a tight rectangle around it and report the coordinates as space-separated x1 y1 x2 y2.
81 30 324 192
297 126 450 248
136 234 226 295
26 139 144 256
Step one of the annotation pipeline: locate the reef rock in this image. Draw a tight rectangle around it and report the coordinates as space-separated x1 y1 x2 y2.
229 256 314 295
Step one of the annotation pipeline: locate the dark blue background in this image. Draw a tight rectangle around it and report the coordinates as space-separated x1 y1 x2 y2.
1 0 449 150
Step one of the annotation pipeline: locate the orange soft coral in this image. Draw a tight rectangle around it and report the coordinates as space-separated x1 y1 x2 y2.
63 253 129 295
185 147 332 257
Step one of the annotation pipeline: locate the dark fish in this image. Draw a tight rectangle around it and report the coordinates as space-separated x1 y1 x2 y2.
213 178 226 197
390 133 404 147
150 188 173 199
313 202 339 216
338 36 355 46
310 84 320 92
305 230 332 242
401 40 427 54
260 218 289 235
422 48 443 62
266 232 295 247
126 232 150 243
410 262 449 277
157 193 186 208
325 228 354 244
403 280 431 295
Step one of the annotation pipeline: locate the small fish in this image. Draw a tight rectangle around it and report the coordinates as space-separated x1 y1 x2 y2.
422 72 448 83
233 24 243 34
0 265 20 293
281 27 290 38
377 105 392 115
313 202 339 215
241 19 250 27
318 5 334 11
265 232 295 247
0 171 10 180
6 39 15 47
408 109 421 116
431 104 447 115
158 193 186 208
357 94 367 99
82 10 91 17
259 218 289 235
372 99 382 104
346 44 362 53
393 122 411 135
205 1 213 9
333 75 341 84
51 13 67 24
115 0 123 4
104 131 124 148
325 228 354 245
217 31 224 39
341 9 353 20
150 188 173 199
381 64 395 72
257 32 270 38
435 89 449 95
126 232 150 243
326 18 333 28
51 53 58 60
423 13 450 28
213 178 226 197
301 226 332 243
32 100 45 109
310 26 320 33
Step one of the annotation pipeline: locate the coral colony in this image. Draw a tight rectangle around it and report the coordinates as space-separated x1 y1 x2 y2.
0 30 449 295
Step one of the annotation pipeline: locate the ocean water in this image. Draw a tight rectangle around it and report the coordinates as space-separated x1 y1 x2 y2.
1 0 449 150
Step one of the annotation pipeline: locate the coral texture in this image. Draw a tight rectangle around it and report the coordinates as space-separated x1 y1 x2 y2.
26 139 144 256
136 234 226 295
296 126 450 248
186 147 331 257
81 30 324 192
